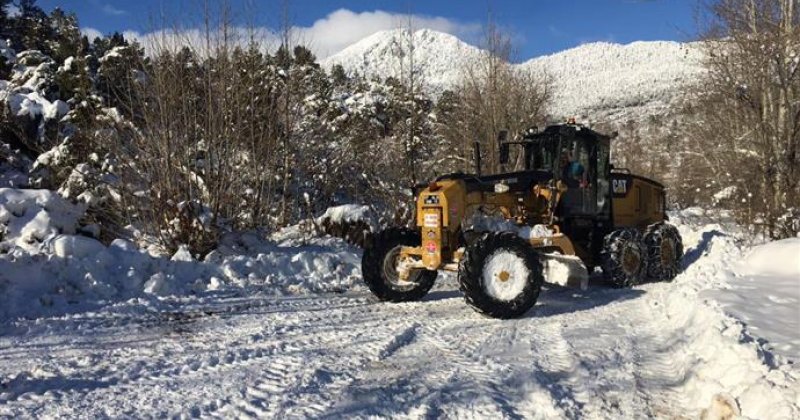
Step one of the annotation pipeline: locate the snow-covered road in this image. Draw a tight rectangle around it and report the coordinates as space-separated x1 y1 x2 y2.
1 217 798 419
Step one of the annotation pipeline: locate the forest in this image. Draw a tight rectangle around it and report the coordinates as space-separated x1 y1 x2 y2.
1 0 797 256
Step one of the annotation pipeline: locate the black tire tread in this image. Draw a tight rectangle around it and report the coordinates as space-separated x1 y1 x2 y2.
644 222 683 281
361 227 437 302
458 232 544 319
601 228 647 287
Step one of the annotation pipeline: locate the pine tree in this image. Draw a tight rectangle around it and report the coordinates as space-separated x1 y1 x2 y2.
15 0 52 53
48 8 83 63
0 0 11 39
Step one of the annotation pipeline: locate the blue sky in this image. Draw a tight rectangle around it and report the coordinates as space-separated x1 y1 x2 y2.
33 0 698 60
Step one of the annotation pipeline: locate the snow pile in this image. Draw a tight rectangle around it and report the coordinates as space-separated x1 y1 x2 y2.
706 238 800 361
0 188 86 253
317 204 378 232
542 253 588 289
648 212 799 418
0 190 363 321
737 238 800 278
0 231 362 321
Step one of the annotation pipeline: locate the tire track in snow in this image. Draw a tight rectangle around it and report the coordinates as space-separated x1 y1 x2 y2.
397 318 539 419
215 319 426 419
0 295 402 417
520 321 588 418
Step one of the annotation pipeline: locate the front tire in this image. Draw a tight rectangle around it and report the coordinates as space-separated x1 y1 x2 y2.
361 227 437 302
601 229 647 287
644 222 683 281
459 232 544 319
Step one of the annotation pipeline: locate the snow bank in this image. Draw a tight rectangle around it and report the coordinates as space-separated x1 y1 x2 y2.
0 190 363 321
0 188 86 253
706 238 800 362
652 213 800 418
737 238 800 277
0 231 362 320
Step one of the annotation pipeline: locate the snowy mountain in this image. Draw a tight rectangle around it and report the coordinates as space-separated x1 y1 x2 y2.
321 29 485 95
323 29 706 123
521 41 705 122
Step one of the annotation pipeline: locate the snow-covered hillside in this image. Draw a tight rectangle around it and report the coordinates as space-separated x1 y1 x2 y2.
321 28 485 96
521 41 704 121
323 29 705 123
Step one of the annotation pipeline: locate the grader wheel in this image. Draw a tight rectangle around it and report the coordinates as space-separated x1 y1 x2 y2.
601 228 647 287
458 232 544 319
361 228 437 302
644 222 683 281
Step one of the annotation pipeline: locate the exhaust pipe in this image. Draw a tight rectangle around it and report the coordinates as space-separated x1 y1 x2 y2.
473 141 482 176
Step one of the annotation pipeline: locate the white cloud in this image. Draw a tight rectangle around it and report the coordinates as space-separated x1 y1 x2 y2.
87 0 127 16
82 8 478 59
101 4 127 16
294 9 479 59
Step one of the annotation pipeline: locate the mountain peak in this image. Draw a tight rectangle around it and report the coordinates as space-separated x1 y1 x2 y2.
321 28 482 95
323 28 705 122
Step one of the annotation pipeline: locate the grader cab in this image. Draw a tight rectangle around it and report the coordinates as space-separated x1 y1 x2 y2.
362 123 683 318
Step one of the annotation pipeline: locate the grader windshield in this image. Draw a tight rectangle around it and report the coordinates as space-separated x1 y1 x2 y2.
521 125 612 217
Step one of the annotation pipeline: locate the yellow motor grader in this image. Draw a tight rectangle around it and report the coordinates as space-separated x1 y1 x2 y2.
362 123 683 318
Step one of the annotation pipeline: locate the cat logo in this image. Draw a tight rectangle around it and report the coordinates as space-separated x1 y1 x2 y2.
612 179 628 195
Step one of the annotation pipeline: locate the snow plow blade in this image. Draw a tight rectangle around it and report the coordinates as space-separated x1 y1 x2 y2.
541 253 589 290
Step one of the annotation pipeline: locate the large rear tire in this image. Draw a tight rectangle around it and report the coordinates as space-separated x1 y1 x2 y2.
644 222 683 281
361 227 437 302
458 232 544 319
601 228 647 287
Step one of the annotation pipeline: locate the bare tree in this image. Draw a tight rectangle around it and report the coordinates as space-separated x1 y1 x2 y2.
456 18 551 174
111 0 296 255
682 0 799 238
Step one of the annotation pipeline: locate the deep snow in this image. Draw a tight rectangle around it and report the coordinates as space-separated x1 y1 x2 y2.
0 200 797 418
707 238 800 362
0 189 362 320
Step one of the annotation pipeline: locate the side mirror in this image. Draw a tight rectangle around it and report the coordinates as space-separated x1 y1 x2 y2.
499 143 510 165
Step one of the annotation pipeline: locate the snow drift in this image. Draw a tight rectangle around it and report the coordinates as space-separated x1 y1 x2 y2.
0 188 363 321
706 238 800 362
